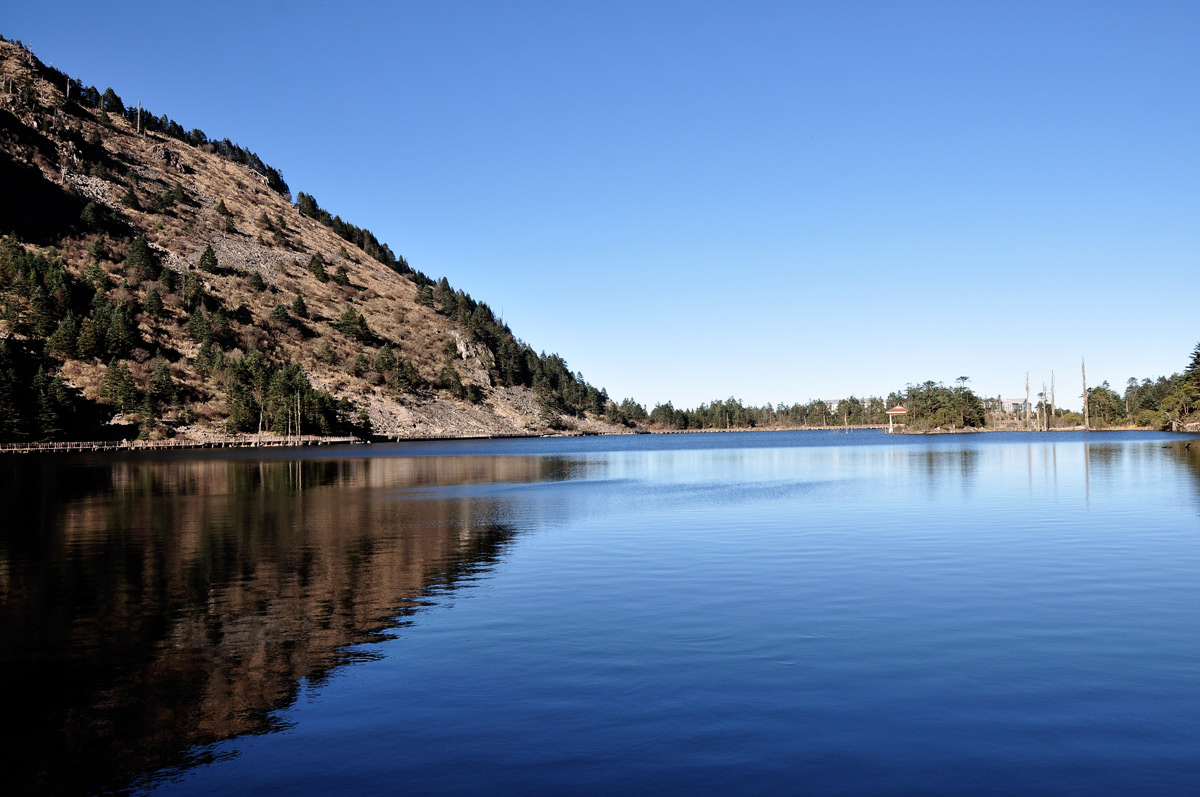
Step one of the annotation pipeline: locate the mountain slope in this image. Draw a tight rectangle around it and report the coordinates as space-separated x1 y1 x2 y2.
0 38 639 442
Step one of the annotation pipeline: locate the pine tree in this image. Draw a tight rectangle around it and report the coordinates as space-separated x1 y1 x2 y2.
374 344 396 373
29 285 55 338
82 261 107 289
45 312 79 358
158 267 179 293
182 272 205 311
198 243 219 273
308 253 328 282
120 187 139 209
149 357 175 403
142 287 163 317
101 87 124 114
1188 342 1200 384
75 317 103 360
33 368 61 441
80 202 101 228
439 357 466 399
106 307 135 358
101 359 138 411
0 340 26 439
125 235 155 281
188 309 211 343
291 295 308 318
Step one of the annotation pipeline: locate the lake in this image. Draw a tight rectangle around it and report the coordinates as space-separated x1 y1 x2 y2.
3 430 1200 794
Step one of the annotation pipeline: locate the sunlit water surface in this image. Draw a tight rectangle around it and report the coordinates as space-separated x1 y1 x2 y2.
3 430 1200 794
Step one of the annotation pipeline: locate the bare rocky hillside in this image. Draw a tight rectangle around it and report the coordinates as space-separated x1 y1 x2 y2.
0 38 634 441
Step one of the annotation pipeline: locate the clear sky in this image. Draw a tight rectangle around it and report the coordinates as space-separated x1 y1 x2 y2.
8 1 1198 410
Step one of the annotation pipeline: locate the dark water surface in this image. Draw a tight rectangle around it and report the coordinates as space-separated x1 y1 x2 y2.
4 430 1200 794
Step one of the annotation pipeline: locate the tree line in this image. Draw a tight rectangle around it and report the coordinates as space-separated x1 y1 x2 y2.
645 382 986 431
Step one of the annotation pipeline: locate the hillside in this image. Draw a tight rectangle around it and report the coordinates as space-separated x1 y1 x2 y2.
0 38 638 442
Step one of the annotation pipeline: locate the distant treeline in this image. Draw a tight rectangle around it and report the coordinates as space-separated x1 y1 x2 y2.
647 382 985 431
645 356 1200 432
1086 366 1198 429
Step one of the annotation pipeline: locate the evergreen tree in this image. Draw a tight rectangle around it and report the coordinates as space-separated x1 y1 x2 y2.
120 186 139 209
216 199 232 217
1187 342 1200 384
101 87 124 114
0 340 26 439
149 356 175 403
317 342 337 364
106 307 135 358
395 358 421 391
29 285 55 338
80 202 101 228
100 359 138 411
188 309 212 343
308 253 328 282
439 357 466 399
158 267 179 293
198 243 219 273
32 368 60 441
45 312 79 358
125 235 155 281
210 306 231 341
182 272 206 311
247 272 266 291
142 287 163 317
75 317 103 360
291 295 308 318
374 344 397 374
82 261 107 290
335 307 370 341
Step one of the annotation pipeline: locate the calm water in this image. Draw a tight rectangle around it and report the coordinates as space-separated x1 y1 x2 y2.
3 430 1200 794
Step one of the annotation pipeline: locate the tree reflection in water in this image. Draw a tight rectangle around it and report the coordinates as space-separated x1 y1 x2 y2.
0 453 576 795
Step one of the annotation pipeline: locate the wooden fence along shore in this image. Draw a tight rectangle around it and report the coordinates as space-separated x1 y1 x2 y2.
0 435 363 454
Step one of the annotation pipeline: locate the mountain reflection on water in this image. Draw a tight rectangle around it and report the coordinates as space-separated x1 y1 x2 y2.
3 432 1200 795
0 453 579 795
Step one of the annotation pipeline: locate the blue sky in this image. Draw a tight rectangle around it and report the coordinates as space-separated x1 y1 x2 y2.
8 1 1198 410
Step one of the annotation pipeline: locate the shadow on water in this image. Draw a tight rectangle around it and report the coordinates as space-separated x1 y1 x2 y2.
0 453 579 795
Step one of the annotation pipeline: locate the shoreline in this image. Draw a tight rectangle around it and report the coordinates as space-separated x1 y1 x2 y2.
3 424 1194 455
